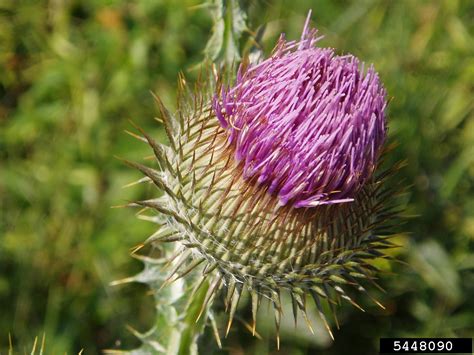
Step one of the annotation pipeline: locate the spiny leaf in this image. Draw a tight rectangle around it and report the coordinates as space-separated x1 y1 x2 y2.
204 0 248 67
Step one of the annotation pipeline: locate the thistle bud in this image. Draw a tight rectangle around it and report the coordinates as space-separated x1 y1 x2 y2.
127 12 400 349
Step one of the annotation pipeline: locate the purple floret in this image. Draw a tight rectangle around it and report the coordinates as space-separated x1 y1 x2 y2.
213 11 387 208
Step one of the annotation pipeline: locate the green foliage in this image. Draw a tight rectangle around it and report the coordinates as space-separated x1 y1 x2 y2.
1 0 473 354
204 0 248 66
0 0 211 353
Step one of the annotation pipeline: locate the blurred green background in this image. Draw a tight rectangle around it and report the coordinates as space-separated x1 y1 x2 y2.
1 0 473 354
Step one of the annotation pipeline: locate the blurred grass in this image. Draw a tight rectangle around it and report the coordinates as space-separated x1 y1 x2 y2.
1 0 473 354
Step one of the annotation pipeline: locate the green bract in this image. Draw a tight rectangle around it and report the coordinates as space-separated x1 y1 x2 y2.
124 70 402 352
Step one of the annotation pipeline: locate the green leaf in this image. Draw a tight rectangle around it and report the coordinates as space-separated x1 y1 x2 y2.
410 239 462 306
204 0 248 67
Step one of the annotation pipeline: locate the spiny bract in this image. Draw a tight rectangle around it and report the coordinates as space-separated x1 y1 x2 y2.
126 12 401 348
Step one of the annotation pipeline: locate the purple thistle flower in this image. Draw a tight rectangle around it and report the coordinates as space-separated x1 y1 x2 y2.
213 12 387 208
126 10 403 350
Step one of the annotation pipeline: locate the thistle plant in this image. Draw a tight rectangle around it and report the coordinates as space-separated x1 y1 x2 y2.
122 11 402 354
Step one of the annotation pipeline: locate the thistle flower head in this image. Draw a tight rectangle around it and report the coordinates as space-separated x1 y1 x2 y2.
126 12 402 349
214 14 387 208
